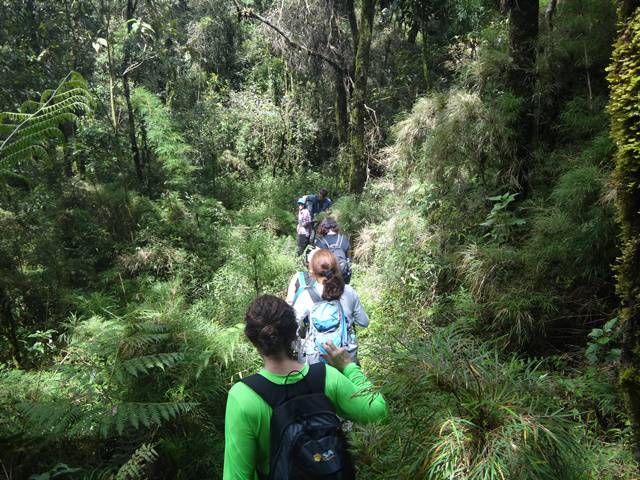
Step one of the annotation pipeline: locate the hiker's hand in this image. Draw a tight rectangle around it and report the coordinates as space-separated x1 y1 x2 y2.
322 341 352 372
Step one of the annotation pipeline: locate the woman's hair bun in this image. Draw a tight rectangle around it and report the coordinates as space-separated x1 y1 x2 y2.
259 324 279 349
245 295 298 357
260 323 276 338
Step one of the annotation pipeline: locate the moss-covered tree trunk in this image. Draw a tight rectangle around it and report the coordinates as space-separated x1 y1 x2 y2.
608 0 640 463
504 0 539 195
349 0 375 193
331 1 350 146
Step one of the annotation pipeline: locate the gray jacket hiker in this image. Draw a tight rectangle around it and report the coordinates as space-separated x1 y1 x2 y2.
291 282 368 365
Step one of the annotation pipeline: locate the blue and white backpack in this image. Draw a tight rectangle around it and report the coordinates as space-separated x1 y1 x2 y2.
299 286 348 365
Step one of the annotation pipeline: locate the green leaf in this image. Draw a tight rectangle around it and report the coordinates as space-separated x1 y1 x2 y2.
603 317 618 332
606 348 622 363
588 328 604 339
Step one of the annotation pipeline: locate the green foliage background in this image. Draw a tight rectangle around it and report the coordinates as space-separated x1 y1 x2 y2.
0 0 637 478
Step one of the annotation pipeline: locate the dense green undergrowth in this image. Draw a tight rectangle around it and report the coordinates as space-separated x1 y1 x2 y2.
1 0 639 478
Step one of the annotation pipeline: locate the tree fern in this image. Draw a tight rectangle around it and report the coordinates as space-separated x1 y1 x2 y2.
131 87 194 188
0 72 91 166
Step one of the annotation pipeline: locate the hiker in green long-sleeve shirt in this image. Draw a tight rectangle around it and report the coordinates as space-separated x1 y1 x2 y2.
223 294 387 480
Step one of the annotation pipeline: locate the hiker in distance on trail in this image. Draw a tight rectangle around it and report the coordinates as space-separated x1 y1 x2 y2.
223 295 387 480
305 187 332 220
295 188 332 257
314 217 352 284
302 188 332 245
288 249 368 365
296 197 312 256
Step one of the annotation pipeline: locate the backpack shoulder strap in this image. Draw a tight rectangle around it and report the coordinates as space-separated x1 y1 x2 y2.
306 284 323 304
240 365 326 408
293 272 313 304
304 363 326 394
240 374 282 408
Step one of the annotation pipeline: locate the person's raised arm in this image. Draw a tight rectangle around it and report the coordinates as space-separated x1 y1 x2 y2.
322 342 387 424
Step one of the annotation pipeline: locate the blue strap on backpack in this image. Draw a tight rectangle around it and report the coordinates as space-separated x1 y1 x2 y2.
292 271 313 304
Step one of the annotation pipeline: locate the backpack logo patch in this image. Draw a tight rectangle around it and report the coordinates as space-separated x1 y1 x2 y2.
322 449 337 462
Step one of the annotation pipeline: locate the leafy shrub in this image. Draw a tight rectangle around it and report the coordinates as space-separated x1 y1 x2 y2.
320 194 381 241
382 91 516 191
206 226 297 326
479 192 526 243
0 279 248 478
353 328 587 480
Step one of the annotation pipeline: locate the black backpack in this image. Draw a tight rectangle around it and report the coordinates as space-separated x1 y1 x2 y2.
240 363 355 480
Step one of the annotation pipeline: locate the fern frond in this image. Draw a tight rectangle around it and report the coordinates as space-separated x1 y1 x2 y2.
120 352 183 377
102 402 197 436
1 112 32 121
119 321 172 353
120 333 171 351
19 400 93 437
128 321 169 334
1 128 65 156
0 71 91 166
115 443 158 480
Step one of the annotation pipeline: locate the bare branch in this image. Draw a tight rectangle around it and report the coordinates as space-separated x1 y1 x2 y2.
230 0 345 74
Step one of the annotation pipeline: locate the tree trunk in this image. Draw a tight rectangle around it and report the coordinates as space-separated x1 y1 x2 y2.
420 23 430 90
505 0 539 195
609 1 640 465
545 0 559 30
123 0 144 185
349 0 375 193
335 70 349 145
330 1 350 146
0 283 21 365
346 0 359 48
